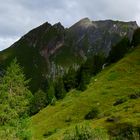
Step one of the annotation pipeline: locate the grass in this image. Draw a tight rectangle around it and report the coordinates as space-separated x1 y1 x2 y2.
31 47 140 139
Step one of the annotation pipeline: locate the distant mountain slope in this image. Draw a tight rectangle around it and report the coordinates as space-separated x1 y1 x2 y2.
0 18 138 92
31 46 140 140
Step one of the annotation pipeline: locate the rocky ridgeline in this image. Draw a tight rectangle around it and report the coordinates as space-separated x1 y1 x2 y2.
0 18 138 91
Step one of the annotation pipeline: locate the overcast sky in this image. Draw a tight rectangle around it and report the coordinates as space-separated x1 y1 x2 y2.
0 0 140 51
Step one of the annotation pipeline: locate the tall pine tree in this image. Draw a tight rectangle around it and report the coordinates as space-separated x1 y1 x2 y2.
63 67 77 92
0 59 32 139
55 77 66 99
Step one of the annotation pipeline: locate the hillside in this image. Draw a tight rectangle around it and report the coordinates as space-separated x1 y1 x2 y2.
0 18 138 92
31 46 140 140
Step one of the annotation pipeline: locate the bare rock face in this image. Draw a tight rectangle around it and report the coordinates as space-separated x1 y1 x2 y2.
0 18 138 91
68 19 138 56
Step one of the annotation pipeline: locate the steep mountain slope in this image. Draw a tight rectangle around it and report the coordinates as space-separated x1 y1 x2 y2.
0 18 138 92
31 46 140 139
0 22 65 92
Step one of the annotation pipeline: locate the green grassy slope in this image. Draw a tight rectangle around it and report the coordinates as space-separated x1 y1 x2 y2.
31 47 140 140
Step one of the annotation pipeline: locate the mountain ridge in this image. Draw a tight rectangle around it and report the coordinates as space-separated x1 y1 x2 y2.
0 18 138 92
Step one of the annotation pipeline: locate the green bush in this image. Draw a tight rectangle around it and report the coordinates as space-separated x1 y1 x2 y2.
108 123 140 140
30 89 47 114
43 129 57 138
129 91 140 99
85 107 99 120
16 118 32 140
63 124 109 140
50 97 56 106
113 98 127 106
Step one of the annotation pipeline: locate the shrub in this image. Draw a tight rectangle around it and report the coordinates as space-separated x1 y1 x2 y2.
43 129 57 138
108 123 140 140
85 107 99 120
63 124 109 140
106 116 119 123
129 92 140 99
50 97 56 106
113 98 127 106
30 89 47 114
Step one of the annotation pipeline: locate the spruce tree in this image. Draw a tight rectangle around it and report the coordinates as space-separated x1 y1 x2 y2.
0 59 32 139
131 28 140 47
46 83 56 104
108 37 130 63
92 54 105 75
76 64 91 91
31 89 47 114
55 77 66 99
63 67 77 92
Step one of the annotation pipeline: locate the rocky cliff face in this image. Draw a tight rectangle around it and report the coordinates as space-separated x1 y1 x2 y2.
0 18 138 92
68 18 138 56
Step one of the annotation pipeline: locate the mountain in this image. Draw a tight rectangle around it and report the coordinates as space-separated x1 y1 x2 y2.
31 46 140 139
68 18 137 55
0 18 138 92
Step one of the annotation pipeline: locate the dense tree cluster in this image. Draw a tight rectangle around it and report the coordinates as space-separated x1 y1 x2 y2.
107 37 130 63
63 54 105 91
30 52 106 114
131 28 140 47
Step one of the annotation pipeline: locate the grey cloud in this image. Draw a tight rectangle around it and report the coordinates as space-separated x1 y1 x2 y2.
0 36 19 51
0 0 140 50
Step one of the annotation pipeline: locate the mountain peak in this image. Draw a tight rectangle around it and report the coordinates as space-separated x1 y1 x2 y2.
79 17 91 22
76 17 93 27
70 17 96 30
53 22 65 30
